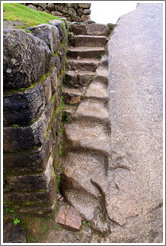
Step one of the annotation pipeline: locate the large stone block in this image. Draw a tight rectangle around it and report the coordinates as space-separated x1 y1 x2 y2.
51 55 61 75
47 3 55 10
70 22 87 35
78 3 91 9
43 75 52 103
4 178 56 207
28 24 60 54
87 23 109 36
18 200 56 216
50 67 58 95
3 131 53 176
6 155 54 192
3 101 54 152
3 29 52 90
3 84 45 127
49 20 65 42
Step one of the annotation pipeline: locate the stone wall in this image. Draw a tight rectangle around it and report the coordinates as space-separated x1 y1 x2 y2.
3 19 68 216
22 3 91 22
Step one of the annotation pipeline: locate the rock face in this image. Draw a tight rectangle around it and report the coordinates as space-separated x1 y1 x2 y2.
3 30 52 90
107 3 163 242
3 20 68 223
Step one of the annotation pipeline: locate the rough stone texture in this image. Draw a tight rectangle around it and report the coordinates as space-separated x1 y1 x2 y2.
87 23 110 37
3 29 52 90
61 4 163 243
6 156 54 192
65 71 94 89
63 87 82 105
49 20 65 42
3 18 67 220
4 178 56 207
22 3 91 22
3 131 52 176
28 24 60 54
70 35 107 47
106 3 163 242
56 204 82 231
3 101 53 151
3 84 46 126
66 59 99 72
3 223 27 243
70 23 87 35
68 47 105 59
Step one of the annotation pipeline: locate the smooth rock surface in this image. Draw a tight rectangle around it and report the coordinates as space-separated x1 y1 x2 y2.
107 3 163 242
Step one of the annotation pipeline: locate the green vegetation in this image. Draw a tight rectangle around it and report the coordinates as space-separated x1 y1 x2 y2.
3 3 62 27
13 218 21 225
55 223 61 230
82 220 91 229
3 207 15 214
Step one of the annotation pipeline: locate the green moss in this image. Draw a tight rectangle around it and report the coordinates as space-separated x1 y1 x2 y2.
39 189 47 192
24 202 31 206
52 94 56 105
3 207 15 214
23 28 34 35
11 124 21 127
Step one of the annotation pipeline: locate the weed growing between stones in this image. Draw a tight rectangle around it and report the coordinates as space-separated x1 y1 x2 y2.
13 218 21 225
82 220 91 229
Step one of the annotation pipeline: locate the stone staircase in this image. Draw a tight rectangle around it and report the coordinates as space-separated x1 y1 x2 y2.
62 23 111 232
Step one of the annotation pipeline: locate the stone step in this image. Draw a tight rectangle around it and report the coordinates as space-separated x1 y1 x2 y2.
64 121 110 155
68 47 105 59
62 150 108 199
65 70 95 88
93 71 109 85
66 59 100 72
62 105 77 119
70 22 110 37
62 87 84 105
85 80 108 99
63 183 110 232
74 98 109 122
70 35 107 47
63 187 100 221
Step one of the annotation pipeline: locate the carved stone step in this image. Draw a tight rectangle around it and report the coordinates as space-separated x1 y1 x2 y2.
74 98 109 121
62 87 84 105
71 35 107 47
63 187 100 221
62 105 77 118
62 150 108 199
68 47 105 59
85 81 108 99
64 121 110 155
70 22 110 37
66 59 100 72
65 70 95 88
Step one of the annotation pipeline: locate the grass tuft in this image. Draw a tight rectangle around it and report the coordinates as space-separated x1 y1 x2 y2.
3 3 62 27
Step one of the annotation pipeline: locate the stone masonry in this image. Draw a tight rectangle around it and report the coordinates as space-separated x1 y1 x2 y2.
22 3 91 22
3 19 68 216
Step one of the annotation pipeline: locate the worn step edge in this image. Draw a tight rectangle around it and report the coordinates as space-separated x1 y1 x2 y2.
66 59 100 72
63 130 110 157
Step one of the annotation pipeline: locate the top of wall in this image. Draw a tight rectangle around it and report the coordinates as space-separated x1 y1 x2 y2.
22 3 91 22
